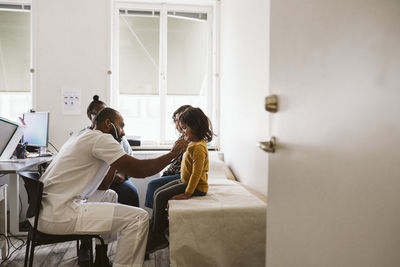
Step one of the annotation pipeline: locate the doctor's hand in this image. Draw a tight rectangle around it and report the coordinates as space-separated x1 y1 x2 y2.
171 139 188 157
113 172 126 184
170 192 192 200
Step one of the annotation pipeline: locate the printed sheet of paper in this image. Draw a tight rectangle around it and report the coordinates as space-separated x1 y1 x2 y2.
62 87 81 115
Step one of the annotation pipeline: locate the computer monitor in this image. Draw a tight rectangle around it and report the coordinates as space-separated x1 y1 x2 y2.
22 112 49 153
0 117 24 160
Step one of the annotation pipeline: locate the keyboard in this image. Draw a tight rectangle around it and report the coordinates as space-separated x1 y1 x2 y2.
39 153 53 157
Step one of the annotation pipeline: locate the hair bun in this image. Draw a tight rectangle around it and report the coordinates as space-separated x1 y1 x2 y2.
93 95 100 102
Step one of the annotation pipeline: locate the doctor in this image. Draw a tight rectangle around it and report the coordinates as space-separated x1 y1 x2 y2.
38 107 187 267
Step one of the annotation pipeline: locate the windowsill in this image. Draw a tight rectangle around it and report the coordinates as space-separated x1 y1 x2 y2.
131 145 172 151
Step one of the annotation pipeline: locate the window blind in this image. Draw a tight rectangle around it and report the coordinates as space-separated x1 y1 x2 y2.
0 8 31 92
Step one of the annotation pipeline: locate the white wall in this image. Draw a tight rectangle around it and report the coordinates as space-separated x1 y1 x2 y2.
31 0 215 150
219 0 269 196
30 0 270 194
32 0 111 149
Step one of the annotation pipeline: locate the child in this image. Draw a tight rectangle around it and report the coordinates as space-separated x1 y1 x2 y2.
146 107 214 253
144 104 192 209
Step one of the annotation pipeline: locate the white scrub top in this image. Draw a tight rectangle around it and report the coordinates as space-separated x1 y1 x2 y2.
39 129 126 224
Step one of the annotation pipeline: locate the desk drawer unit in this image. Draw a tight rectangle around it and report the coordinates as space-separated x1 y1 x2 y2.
0 184 7 260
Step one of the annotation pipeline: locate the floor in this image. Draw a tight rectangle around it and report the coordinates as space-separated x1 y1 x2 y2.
0 236 170 267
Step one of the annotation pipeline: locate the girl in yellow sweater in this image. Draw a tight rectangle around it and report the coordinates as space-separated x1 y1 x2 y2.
146 107 214 253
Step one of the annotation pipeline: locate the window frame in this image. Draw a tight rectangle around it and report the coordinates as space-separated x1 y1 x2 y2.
111 1 219 149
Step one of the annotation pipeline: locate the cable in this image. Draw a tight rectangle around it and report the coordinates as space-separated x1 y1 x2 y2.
48 141 59 152
0 234 9 264
0 233 25 264
8 232 25 249
6 233 25 262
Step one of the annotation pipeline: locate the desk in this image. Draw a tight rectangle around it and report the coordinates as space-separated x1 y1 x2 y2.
0 156 52 235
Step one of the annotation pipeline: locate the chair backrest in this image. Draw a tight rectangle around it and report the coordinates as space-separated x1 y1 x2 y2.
19 172 42 224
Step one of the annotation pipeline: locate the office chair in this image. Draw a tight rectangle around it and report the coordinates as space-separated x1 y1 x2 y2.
19 171 105 267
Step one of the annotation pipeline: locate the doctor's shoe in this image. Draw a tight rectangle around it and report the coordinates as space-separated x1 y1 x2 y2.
94 244 113 267
78 240 91 266
146 231 169 254
94 257 113 267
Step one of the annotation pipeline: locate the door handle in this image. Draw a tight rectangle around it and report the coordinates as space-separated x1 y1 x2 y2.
258 136 277 153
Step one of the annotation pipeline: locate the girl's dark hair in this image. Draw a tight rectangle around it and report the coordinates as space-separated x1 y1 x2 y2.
172 105 192 121
87 95 106 119
179 107 214 142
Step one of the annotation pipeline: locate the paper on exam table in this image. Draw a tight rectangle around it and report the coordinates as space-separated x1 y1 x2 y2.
169 181 266 267
207 156 228 180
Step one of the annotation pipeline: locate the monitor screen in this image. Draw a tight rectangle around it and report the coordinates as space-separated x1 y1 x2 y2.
22 112 49 147
0 118 19 156
0 117 24 160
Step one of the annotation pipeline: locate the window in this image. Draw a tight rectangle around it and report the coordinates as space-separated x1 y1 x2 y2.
113 3 217 146
0 3 31 122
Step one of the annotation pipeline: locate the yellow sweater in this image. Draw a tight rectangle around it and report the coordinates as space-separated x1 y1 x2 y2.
180 140 209 194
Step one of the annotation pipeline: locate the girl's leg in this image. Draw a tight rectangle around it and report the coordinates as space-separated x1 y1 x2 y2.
145 174 180 208
192 189 207 197
151 180 186 234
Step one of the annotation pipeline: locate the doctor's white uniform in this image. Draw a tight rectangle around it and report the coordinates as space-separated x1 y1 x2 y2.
38 129 149 267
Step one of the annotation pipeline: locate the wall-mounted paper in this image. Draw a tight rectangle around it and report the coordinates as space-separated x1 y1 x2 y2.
62 87 81 115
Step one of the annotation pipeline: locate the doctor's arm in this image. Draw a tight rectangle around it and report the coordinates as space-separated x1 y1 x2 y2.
111 139 188 178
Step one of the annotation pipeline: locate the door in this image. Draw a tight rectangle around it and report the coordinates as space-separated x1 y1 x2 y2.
267 1 400 266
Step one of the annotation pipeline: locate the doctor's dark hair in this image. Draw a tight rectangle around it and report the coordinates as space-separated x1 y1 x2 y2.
179 107 214 142
93 107 119 126
87 95 106 120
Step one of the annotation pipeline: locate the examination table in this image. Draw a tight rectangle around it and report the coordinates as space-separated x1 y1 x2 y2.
168 156 267 267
